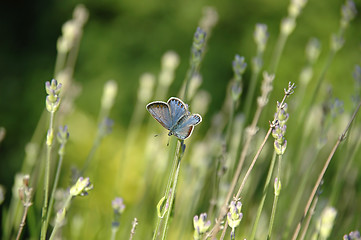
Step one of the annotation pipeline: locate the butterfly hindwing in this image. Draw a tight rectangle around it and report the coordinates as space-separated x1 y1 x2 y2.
167 97 188 127
171 114 202 140
172 125 194 140
146 101 172 130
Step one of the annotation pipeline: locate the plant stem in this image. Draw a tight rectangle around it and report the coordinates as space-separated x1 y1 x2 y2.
45 154 64 232
183 65 196 101
267 192 279 240
225 101 236 148
269 32 288 74
111 227 117 240
129 218 138 240
219 222 227 240
267 154 282 240
49 194 72 240
244 58 262 124
291 101 361 240
299 50 336 126
80 133 102 176
65 28 83 77
160 142 183 240
152 137 178 240
54 51 67 77
299 196 319 240
250 151 277 240
15 203 31 240
41 111 55 240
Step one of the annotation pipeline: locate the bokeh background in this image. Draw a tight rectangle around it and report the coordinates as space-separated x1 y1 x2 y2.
1 0 361 239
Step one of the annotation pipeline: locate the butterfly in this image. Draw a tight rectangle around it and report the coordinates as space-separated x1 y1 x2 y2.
146 97 202 140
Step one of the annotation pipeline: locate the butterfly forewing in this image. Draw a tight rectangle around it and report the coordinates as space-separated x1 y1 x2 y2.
146 102 172 130
167 97 188 127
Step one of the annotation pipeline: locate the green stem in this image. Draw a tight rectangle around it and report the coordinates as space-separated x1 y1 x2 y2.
225 100 236 149
298 49 336 128
65 29 83 77
41 111 55 240
49 194 72 240
15 203 31 240
267 194 279 240
183 64 196 102
269 32 288 74
45 154 64 231
267 154 282 240
160 142 183 240
152 137 178 240
110 227 118 240
250 151 277 240
54 51 67 77
299 196 319 240
244 56 262 124
80 134 102 176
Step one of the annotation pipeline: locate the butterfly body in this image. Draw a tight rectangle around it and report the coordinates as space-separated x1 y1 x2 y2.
146 97 202 140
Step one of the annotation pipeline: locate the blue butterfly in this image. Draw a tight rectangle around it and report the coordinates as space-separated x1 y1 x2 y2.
146 97 202 140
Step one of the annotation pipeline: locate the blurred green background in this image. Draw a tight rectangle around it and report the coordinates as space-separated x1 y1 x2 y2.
1 0 361 239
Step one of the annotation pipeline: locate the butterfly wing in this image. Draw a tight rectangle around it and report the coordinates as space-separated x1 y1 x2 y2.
172 114 202 140
167 97 188 127
146 101 172 130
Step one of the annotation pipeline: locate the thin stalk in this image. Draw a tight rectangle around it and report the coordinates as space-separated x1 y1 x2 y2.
65 29 83 77
236 128 271 199
207 153 223 219
250 151 277 240
152 137 178 240
54 51 67 77
183 65 196 102
129 218 138 240
49 194 72 240
299 50 336 125
269 32 288 74
291 101 361 240
45 154 64 231
225 101 236 149
244 58 262 124
80 133 102 176
110 227 117 240
220 223 227 240
15 203 31 240
267 191 280 240
41 111 55 240
299 196 319 240
267 154 282 240
160 143 183 240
